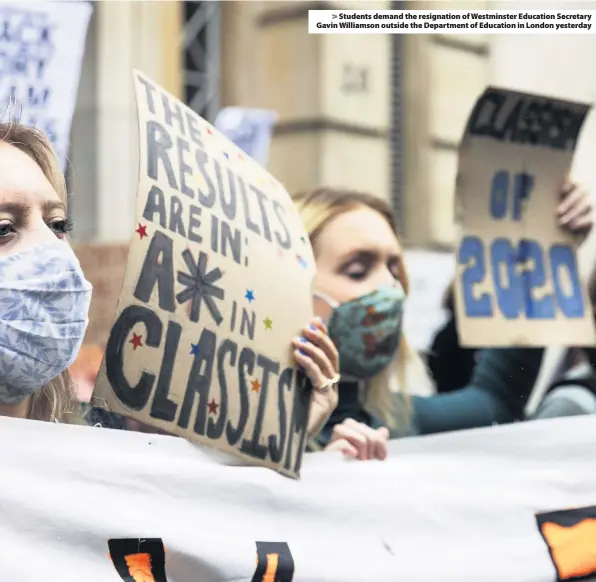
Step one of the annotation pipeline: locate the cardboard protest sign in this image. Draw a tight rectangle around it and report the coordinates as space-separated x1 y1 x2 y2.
73 243 129 346
454 87 596 347
92 70 316 478
0 1 92 170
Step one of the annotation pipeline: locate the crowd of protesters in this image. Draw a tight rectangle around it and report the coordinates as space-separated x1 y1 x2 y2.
0 119 594 464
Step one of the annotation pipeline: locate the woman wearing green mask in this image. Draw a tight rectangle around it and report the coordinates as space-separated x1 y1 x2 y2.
293 186 591 461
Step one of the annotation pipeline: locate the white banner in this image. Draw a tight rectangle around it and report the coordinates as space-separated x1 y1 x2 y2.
0 1 92 170
1 414 596 581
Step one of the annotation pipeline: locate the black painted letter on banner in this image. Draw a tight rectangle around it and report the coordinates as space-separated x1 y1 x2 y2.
252 541 294 582
536 505 596 581
108 538 168 582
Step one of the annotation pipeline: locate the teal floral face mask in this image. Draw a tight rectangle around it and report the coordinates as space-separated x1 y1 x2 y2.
314 284 406 380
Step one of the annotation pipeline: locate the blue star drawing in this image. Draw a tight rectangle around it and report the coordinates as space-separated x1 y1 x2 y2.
176 249 225 325
245 289 255 303
190 343 200 356
296 254 308 269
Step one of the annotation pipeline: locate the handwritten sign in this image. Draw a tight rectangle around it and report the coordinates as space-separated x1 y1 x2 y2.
92 70 316 478
454 87 596 347
0 1 92 170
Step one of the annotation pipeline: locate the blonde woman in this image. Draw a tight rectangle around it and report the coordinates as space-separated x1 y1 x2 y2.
293 187 591 461
0 122 339 440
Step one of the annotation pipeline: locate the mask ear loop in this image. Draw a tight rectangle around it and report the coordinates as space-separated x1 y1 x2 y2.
312 290 340 309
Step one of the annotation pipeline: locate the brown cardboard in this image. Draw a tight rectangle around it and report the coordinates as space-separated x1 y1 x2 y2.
454 87 596 347
92 69 316 478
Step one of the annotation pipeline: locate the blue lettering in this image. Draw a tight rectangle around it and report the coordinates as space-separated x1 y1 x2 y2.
491 238 521 319
550 245 585 318
513 173 534 221
458 238 584 321
458 236 492 317
489 170 534 222
489 170 509 220
518 239 555 319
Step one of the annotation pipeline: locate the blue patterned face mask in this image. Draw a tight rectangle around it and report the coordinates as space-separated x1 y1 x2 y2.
0 240 92 404
314 284 406 380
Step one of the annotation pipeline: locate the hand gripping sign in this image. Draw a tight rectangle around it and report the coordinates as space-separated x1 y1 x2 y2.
454 86 596 347
92 70 316 478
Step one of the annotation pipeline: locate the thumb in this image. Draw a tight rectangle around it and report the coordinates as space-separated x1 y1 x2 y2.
377 427 390 441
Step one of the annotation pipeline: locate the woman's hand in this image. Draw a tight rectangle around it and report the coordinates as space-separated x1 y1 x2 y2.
325 418 389 461
558 180 593 241
293 317 340 439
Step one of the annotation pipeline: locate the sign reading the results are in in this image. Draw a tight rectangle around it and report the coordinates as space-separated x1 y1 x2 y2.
454 87 596 347
92 70 317 478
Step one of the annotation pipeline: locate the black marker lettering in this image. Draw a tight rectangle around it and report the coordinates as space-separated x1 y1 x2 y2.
105 305 162 410
142 185 167 228
272 201 292 250
187 204 203 243
221 168 238 220
168 195 187 238
284 370 310 473
250 185 272 242
195 149 217 208
269 367 292 463
241 355 280 460
227 347 253 445
177 137 195 199
137 75 158 114
146 120 178 190
239 177 261 236
134 231 176 313
208 339 236 439
186 112 204 147
178 328 216 434
162 93 186 135
150 320 181 422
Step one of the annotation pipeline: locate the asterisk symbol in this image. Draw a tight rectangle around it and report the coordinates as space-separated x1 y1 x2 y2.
176 249 225 325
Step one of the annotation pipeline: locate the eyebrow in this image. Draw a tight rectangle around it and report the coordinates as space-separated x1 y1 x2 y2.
0 200 66 215
338 248 401 265
43 200 67 215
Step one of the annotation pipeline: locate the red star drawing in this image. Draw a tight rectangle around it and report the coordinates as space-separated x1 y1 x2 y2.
207 399 219 415
251 379 261 393
206 127 213 135
135 223 148 239
129 333 143 350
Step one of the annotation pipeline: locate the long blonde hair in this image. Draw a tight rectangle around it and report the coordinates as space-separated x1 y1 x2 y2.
0 122 81 424
292 187 433 431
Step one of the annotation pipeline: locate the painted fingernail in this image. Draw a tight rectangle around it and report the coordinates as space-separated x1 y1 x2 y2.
316 316 324 323
298 336 307 343
308 324 317 331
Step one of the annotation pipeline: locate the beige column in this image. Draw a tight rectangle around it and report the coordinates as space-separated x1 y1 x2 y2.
95 0 183 242
405 0 490 248
221 1 392 202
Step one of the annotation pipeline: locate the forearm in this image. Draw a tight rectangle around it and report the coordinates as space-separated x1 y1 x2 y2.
412 348 544 435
